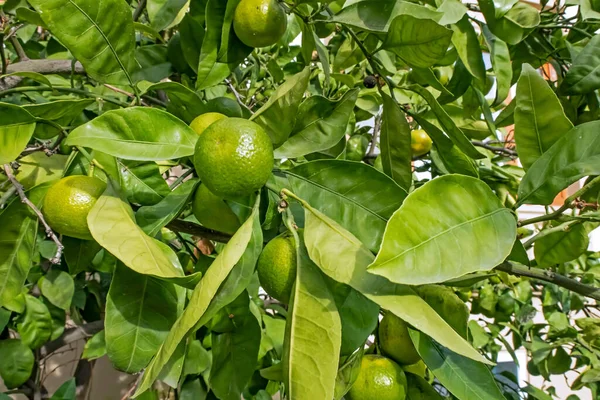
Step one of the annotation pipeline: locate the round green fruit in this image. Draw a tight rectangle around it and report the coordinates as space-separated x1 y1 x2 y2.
190 112 227 135
379 312 421 365
411 129 433 157
233 0 287 48
346 355 408 400
257 234 297 304
192 184 241 234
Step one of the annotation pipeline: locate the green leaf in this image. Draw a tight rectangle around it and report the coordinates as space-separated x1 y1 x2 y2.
251 68 310 147
534 223 589 267
380 93 412 191
437 0 468 25
17 295 53 349
517 121 600 206
410 330 506 400
136 179 200 236
451 16 487 82
179 13 205 73
118 160 171 206
561 35 600 95
274 89 359 158
297 196 490 364
0 183 48 308
183 340 210 376
50 378 76 400
283 234 341 400
148 0 188 31
142 82 206 123
209 309 261 400
334 347 364 400
28 0 137 86
515 64 574 170
330 0 443 33
406 85 485 159
38 269 74 310
283 160 407 252
1 71 53 88
14 152 68 190
383 15 452 68
106 263 183 373
65 107 198 161
23 99 94 122
82 330 106 360
368 175 516 284
482 26 512 106
63 237 102 275
134 195 263 397
0 103 36 165
0 339 34 389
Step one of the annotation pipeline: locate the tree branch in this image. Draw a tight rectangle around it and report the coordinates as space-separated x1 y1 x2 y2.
472 141 518 157
39 321 103 358
133 0 147 22
3 164 64 264
495 262 600 301
166 219 232 243
0 59 85 91
9 36 28 61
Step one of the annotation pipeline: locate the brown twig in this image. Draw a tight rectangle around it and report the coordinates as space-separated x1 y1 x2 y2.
225 79 254 115
3 164 64 264
367 113 382 158
9 36 28 61
0 59 85 91
39 321 104 358
133 0 147 22
472 141 518 157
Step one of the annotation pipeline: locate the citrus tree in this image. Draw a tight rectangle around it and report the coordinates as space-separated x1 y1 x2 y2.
1 0 600 398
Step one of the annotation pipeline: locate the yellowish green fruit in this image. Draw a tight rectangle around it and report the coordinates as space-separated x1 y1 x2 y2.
192 184 241 234
346 355 407 400
379 312 421 365
415 285 469 338
42 175 106 240
257 234 297 303
190 112 227 135
411 129 433 157
193 118 274 198
233 0 287 48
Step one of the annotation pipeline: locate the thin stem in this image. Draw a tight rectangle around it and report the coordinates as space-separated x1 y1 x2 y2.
133 0 147 22
495 262 600 301
0 34 7 75
472 141 518 157
9 36 28 61
3 164 64 264
169 168 194 189
225 79 254 115
523 219 580 249
175 232 198 263
0 185 17 208
367 113 382 158
0 86 130 107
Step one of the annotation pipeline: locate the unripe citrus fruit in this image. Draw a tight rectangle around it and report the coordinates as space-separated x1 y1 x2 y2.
415 285 469 338
411 129 433 157
192 184 241 234
379 313 421 365
346 355 408 400
193 118 274 198
42 176 106 240
346 135 369 161
190 112 227 135
257 234 297 303
233 0 287 48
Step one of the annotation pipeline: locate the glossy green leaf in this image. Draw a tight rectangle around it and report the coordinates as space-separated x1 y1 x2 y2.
283 235 341 400
515 64 573 170
63 237 102 275
65 107 198 161
179 13 204 73
410 331 505 400
406 85 484 159
297 196 490 364
14 152 68 190
118 160 170 206
517 121 600 206
38 269 74 310
82 330 106 360
479 0 540 45
136 179 200 236
17 295 53 349
451 16 487 82
1 71 52 88
283 160 407 252
0 339 34 389
251 68 310 147
28 0 137 86
106 263 182 373
483 26 512 106
134 196 262 397
437 0 468 25
157 341 187 388
437 59 472 105
143 82 206 123
0 184 48 308
534 223 589 267
383 15 452 68
406 373 444 400
23 99 94 122
0 103 36 165
334 347 364 400
275 89 359 158
148 0 188 31
50 378 76 400
183 340 210 376
369 175 516 284
380 93 412 191
561 35 600 95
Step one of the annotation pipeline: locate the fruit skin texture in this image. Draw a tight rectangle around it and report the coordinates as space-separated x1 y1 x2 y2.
42 176 107 240
193 118 274 198
411 129 433 157
346 355 407 400
190 112 227 135
379 312 421 365
192 184 241 234
233 0 287 48
257 234 297 304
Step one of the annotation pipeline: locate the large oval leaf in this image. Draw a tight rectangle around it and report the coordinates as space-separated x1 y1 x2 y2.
28 0 137 86
298 199 490 364
515 64 573 170
517 121 600 206
560 35 600 95
534 223 589 267
17 295 53 349
283 160 407 252
380 93 412 191
451 16 487 82
274 89 359 158
0 339 34 389
65 108 198 161
368 175 516 284
106 263 183 373
134 195 263 397
0 103 36 165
